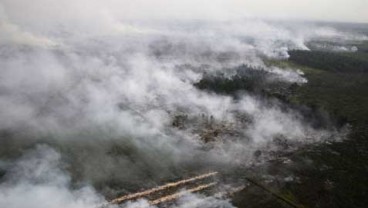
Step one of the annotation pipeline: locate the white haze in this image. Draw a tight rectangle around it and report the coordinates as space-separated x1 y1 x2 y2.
0 145 234 208
0 1 366 208
0 145 106 208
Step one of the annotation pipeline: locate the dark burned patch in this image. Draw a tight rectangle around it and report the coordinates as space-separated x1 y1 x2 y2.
170 112 249 144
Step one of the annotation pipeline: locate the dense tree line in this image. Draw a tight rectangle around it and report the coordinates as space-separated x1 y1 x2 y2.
289 50 368 73
195 65 293 98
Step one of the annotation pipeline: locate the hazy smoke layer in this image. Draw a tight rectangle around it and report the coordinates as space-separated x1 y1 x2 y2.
0 1 365 207
0 145 105 208
0 145 234 208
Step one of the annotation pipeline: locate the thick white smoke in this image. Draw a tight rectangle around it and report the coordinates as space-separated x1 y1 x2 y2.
0 145 106 208
0 1 364 207
0 145 235 208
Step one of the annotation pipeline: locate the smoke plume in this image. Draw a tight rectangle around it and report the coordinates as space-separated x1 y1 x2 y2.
0 1 365 207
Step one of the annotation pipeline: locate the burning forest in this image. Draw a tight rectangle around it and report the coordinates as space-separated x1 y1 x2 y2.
1 0 368 208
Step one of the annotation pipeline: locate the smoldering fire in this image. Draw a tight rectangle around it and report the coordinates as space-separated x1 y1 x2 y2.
0 1 365 208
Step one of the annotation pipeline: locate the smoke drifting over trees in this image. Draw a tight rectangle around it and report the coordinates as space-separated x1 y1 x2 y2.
0 1 366 207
